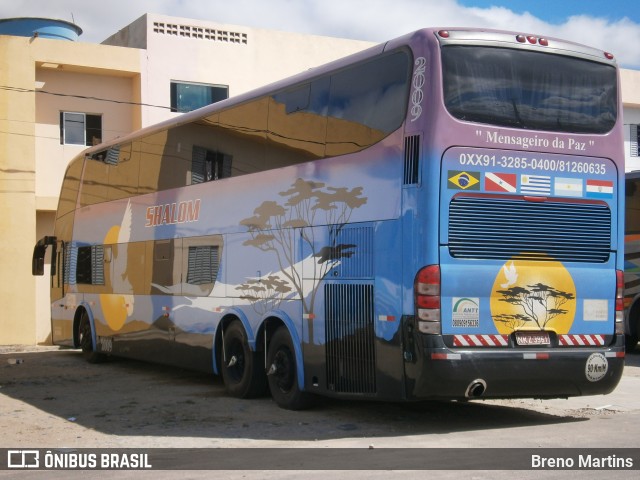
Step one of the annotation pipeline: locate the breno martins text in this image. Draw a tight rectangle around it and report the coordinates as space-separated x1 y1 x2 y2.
532 454 633 469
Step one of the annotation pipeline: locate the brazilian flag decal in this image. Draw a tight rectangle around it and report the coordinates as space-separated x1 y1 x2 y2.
448 170 480 190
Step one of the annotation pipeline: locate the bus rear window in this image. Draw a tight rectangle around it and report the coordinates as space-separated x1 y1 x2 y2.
441 46 617 134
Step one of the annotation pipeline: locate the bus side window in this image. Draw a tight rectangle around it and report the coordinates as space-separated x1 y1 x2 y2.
268 78 328 163
326 50 411 157
218 99 268 176
150 239 176 295
75 245 105 286
58 159 83 217
107 143 139 201
181 235 223 297
80 154 109 206
138 132 190 194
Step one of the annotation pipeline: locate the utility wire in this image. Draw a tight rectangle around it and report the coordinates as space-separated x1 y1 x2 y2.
0 85 172 110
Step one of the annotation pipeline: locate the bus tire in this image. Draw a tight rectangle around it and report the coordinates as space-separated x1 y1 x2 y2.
220 320 267 398
78 311 105 364
266 327 314 410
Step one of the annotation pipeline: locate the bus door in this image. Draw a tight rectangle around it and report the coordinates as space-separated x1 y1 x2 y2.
51 239 65 301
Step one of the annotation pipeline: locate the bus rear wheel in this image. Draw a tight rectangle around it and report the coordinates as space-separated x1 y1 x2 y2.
266 327 313 410
220 320 267 398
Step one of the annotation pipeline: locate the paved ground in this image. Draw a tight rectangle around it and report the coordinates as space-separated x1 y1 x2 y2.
1 344 638 479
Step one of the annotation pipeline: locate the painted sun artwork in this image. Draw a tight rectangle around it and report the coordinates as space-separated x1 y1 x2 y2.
100 200 134 332
490 258 576 334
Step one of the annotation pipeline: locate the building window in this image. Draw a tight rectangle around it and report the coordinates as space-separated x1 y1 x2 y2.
631 125 639 157
191 146 232 183
170 81 228 113
60 112 102 146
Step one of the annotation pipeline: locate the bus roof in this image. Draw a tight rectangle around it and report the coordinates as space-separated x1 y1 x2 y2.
81 27 617 157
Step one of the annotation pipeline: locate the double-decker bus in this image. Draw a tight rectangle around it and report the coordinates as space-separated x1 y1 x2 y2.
624 171 640 351
33 28 625 409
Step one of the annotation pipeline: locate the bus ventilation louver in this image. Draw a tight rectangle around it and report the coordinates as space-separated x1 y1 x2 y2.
403 135 420 185
448 196 611 262
329 226 374 279
325 283 376 394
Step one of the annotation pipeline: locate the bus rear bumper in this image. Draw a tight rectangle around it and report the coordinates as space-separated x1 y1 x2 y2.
405 335 625 401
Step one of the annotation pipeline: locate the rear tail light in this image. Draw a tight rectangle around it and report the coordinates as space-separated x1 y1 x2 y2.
415 265 441 334
616 270 624 334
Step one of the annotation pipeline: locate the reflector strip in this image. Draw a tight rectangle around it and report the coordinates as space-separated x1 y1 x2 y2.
558 334 605 346
378 315 396 322
523 353 549 360
453 334 509 347
303 313 316 320
431 353 462 360
605 351 625 358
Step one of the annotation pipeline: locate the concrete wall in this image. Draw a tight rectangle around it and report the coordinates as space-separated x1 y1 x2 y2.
35 68 138 205
0 35 38 344
0 34 142 344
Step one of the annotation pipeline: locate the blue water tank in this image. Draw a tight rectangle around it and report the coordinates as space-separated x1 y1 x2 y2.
0 17 82 41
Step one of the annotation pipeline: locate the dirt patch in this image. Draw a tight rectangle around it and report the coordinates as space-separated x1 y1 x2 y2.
0 347 596 449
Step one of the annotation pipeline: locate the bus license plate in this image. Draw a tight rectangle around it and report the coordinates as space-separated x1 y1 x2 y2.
515 331 550 346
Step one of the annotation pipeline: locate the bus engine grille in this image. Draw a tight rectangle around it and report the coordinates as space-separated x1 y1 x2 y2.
325 283 376 395
448 196 611 262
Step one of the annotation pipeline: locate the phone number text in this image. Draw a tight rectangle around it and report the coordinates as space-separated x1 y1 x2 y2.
458 154 607 175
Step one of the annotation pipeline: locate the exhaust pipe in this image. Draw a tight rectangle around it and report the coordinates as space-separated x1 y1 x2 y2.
465 379 487 398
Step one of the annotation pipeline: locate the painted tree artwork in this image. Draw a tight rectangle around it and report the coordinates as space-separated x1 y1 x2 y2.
239 178 367 339
494 282 575 331
235 276 293 316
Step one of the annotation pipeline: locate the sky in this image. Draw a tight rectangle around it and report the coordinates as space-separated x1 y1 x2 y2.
2 0 640 68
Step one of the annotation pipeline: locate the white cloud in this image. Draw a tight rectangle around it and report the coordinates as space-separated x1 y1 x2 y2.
2 0 639 67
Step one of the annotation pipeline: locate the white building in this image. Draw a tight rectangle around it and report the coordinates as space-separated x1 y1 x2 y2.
102 14 374 127
622 70 640 172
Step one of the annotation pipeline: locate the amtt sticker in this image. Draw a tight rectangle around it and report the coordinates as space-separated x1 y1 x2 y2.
585 353 608 382
452 297 479 327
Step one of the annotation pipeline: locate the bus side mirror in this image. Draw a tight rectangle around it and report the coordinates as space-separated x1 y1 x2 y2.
32 236 57 276
32 245 46 276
